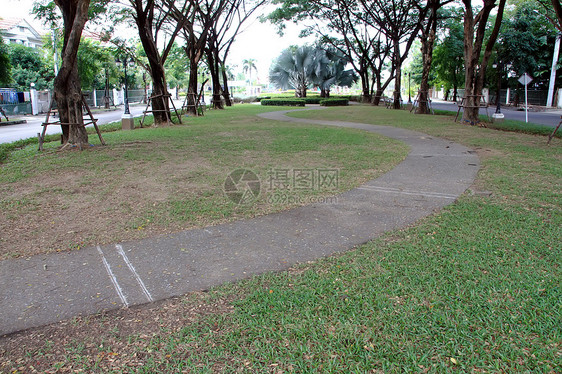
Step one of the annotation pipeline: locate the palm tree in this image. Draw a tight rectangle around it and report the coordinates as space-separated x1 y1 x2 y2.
242 59 257 85
269 46 357 98
269 46 316 97
311 48 358 97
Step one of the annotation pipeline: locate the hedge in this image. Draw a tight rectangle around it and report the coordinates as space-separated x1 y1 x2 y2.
320 98 349 106
303 97 323 104
261 99 306 107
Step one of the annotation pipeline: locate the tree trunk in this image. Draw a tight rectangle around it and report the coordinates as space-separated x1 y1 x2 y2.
149 63 170 125
220 62 232 106
221 70 232 106
373 89 383 106
416 1 439 115
416 38 433 113
360 69 371 103
207 49 224 109
53 0 90 147
461 0 506 124
187 62 199 115
392 41 402 109
132 0 173 126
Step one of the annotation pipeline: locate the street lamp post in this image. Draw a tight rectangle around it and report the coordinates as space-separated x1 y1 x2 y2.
492 61 504 121
116 56 135 130
408 72 411 104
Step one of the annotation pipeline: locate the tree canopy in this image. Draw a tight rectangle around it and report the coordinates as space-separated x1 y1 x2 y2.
0 36 12 86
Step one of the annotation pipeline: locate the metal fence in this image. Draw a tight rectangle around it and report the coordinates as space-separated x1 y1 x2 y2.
0 102 32 116
128 89 147 104
488 89 549 106
82 89 147 108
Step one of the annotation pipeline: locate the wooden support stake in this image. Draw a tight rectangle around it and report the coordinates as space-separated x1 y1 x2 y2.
82 95 105 145
548 117 562 145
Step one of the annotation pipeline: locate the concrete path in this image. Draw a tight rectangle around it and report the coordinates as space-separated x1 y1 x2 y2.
0 109 479 336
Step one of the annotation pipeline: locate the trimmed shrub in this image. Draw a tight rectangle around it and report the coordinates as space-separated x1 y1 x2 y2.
256 96 271 102
261 99 306 107
303 97 323 104
320 98 349 106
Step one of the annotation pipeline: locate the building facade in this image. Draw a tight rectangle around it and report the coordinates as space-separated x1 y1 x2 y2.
0 18 43 49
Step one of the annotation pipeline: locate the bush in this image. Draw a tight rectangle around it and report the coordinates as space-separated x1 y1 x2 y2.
320 98 349 106
256 96 271 102
261 99 306 107
304 97 323 104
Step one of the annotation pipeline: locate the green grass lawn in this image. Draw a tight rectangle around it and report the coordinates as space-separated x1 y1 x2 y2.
0 105 406 260
0 105 560 372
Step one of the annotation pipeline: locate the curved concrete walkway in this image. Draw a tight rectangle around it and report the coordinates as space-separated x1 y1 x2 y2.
0 109 479 336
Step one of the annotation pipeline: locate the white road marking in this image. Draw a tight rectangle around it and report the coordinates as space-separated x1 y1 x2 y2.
96 246 129 307
358 185 458 200
115 244 154 302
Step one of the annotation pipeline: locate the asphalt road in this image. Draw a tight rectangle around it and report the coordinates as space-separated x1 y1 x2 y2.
430 100 562 128
0 105 146 144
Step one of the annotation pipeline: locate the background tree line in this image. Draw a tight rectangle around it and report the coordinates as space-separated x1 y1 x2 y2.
268 0 562 123
2 0 562 145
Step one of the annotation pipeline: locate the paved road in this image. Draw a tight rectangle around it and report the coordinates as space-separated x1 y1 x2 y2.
430 100 562 128
0 105 146 144
0 108 479 336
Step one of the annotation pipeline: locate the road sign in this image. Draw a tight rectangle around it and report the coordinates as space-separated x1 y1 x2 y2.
518 73 533 86
518 73 533 123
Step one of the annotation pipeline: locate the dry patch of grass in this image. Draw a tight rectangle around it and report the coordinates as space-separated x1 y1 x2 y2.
0 105 407 260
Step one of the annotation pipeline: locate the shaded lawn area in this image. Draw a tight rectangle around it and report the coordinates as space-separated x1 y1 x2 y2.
0 105 407 260
1 105 560 372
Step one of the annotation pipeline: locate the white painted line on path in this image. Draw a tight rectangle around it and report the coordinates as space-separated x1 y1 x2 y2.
115 244 154 302
96 246 129 307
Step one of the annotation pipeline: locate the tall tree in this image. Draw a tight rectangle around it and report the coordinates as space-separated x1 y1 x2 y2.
129 0 191 124
8 44 53 90
242 58 257 84
359 0 427 109
53 0 91 146
415 0 453 114
269 45 317 97
497 0 556 86
268 0 393 104
206 0 267 107
170 0 225 114
0 36 11 86
432 12 465 102
461 0 506 125
311 47 358 97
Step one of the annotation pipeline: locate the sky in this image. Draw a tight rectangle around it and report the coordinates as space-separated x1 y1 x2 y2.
3 0 313 82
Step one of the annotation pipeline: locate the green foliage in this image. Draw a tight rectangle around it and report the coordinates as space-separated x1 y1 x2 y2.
260 98 306 106
431 8 465 98
242 58 258 84
496 0 557 89
8 44 53 90
76 39 113 89
165 43 189 90
0 35 11 86
320 98 349 106
303 97 322 104
270 45 356 97
33 0 112 28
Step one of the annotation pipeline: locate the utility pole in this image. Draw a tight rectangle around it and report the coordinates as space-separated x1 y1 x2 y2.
546 33 561 107
52 28 59 76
